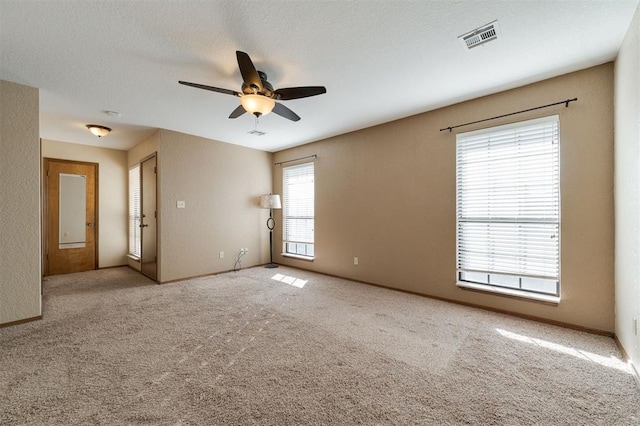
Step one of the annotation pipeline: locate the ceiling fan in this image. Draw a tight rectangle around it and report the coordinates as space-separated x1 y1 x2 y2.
179 51 326 122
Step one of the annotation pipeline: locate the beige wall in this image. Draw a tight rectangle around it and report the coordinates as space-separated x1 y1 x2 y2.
127 129 273 282
42 139 128 268
274 63 615 333
0 80 41 325
615 3 640 376
157 130 272 282
127 130 159 168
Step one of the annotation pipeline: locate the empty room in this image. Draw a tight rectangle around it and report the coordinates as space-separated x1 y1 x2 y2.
1 0 640 424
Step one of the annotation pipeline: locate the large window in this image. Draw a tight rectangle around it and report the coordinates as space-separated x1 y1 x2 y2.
283 162 315 258
456 115 560 298
128 164 141 258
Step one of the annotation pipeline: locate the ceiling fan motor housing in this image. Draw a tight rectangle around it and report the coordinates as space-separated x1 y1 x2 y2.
242 71 274 97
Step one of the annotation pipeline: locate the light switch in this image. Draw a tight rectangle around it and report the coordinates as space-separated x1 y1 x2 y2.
177 201 186 209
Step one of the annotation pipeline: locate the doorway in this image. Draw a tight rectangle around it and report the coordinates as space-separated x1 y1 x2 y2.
140 155 157 281
43 158 98 276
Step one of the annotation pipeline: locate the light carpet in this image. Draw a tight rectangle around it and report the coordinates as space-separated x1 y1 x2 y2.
1 266 638 425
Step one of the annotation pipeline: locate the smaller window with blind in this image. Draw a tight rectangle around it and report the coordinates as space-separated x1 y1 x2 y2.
456 115 560 299
283 162 315 258
128 164 141 258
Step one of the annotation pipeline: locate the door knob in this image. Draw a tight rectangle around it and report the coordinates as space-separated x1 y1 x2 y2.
87 223 94 227
140 224 149 228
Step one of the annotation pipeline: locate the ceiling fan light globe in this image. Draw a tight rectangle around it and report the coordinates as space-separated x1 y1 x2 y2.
240 94 275 117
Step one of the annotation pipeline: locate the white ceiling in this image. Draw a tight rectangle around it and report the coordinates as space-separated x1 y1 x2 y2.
1 0 638 152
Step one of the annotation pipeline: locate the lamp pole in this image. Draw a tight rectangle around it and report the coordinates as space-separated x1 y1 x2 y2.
266 208 277 268
260 194 281 269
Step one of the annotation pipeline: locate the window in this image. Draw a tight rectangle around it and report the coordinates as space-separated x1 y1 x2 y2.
283 162 315 258
456 115 560 298
128 164 141 258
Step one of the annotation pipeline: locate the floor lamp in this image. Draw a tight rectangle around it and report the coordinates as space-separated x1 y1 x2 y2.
260 194 281 269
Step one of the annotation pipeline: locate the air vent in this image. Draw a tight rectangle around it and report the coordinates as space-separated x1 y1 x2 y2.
459 20 500 50
248 129 266 136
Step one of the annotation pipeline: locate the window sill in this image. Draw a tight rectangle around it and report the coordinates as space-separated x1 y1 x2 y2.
127 254 140 262
281 253 314 262
457 281 560 306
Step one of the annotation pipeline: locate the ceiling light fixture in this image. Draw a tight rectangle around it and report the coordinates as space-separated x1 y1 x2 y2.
86 124 111 137
240 94 275 117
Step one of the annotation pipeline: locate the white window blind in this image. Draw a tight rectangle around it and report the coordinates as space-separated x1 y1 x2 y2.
283 162 315 257
456 115 560 296
128 165 141 257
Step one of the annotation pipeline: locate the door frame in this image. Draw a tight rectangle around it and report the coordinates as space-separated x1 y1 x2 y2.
140 153 158 281
42 158 99 276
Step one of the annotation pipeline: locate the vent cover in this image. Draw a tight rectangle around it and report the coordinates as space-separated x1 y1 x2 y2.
459 20 500 49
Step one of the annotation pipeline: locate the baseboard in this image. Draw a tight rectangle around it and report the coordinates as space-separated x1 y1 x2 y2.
614 334 640 389
0 315 42 329
632 363 640 389
99 264 128 270
284 264 613 337
125 262 275 285
159 267 242 284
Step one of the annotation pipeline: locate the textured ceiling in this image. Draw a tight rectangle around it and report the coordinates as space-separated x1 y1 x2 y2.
1 0 638 152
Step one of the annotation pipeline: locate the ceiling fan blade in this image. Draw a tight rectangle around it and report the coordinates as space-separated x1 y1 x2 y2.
274 86 327 100
179 81 240 96
272 102 301 122
229 105 246 119
236 51 263 93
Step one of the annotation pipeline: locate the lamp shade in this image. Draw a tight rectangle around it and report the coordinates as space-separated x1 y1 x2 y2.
240 94 275 116
260 194 281 209
86 124 111 137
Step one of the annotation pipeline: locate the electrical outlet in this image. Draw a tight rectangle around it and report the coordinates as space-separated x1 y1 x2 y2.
353 257 359 265
219 251 224 259
244 248 249 254
177 200 186 209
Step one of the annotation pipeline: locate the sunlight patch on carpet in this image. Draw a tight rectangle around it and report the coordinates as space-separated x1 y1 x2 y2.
496 328 631 373
271 273 307 288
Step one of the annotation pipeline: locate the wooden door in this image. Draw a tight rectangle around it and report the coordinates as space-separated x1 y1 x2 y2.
44 159 98 276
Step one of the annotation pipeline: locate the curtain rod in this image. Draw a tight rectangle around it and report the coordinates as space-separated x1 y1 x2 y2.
439 98 577 133
274 154 317 166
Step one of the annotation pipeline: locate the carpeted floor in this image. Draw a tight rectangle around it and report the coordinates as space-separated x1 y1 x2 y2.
1 266 638 425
